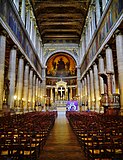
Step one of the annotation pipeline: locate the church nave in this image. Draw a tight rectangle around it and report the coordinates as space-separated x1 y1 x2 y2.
39 111 87 160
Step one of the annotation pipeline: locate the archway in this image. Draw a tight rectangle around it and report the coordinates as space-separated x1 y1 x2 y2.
45 52 77 110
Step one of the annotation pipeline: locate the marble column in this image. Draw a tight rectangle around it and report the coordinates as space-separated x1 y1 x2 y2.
16 57 24 109
82 79 85 110
38 80 41 105
23 64 29 111
30 17 34 41
98 55 105 94
40 82 43 104
77 66 81 106
21 0 26 25
37 37 41 58
26 6 31 33
105 45 116 94
33 25 37 49
40 41 43 62
102 0 107 11
0 32 6 109
40 81 42 105
8 46 17 109
28 69 33 110
96 0 101 25
35 77 38 106
13 0 19 11
87 73 91 109
81 81 83 107
42 67 46 108
92 7 96 34
93 63 100 112
89 68 95 110
84 77 87 110
115 30 123 114
70 87 73 100
50 88 53 103
33 74 36 110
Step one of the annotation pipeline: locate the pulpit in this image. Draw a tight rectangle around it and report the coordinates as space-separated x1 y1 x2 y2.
99 72 120 114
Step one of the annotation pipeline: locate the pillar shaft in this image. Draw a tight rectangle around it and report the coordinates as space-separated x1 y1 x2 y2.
26 6 31 33
35 78 38 105
70 87 72 100
8 46 17 108
28 69 33 109
16 58 24 102
0 34 6 109
96 0 101 25
33 74 36 109
38 80 41 104
89 69 95 110
116 32 123 114
16 58 24 107
87 73 91 109
84 77 87 109
106 46 116 94
30 18 34 41
23 64 29 111
93 63 100 112
82 80 85 111
98 55 104 94
13 0 19 11
21 0 26 25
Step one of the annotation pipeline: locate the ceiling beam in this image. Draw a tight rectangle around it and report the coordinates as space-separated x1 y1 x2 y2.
34 2 88 12
39 21 82 26
37 13 84 19
43 35 79 38
41 29 81 35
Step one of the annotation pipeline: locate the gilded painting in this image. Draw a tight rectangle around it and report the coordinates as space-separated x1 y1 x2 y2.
46 53 76 77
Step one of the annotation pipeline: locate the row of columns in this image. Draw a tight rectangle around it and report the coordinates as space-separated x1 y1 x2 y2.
80 30 123 113
0 32 42 111
80 0 109 58
13 0 43 63
46 86 76 103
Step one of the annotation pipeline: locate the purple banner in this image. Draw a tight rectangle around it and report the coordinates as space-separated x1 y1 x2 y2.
66 101 78 111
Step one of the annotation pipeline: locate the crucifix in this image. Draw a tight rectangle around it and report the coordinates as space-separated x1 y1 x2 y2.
58 87 65 97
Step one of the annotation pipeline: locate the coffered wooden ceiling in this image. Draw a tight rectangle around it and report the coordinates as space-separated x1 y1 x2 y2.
31 0 91 44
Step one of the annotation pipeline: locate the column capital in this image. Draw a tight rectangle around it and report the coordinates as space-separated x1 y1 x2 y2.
98 54 102 59
25 62 30 66
92 62 97 66
89 67 92 71
105 44 111 49
19 55 25 60
0 30 8 37
11 45 18 50
114 29 122 36
30 68 34 72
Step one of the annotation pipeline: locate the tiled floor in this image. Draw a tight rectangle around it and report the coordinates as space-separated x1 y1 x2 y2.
39 111 87 160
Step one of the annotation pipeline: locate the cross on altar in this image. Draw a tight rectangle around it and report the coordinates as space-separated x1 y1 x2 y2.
58 87 65 97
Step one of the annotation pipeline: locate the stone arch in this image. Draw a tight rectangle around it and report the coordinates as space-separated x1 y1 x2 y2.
43 50 79 66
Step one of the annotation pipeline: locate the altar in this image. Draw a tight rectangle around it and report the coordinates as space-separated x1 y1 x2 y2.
55 79 68 101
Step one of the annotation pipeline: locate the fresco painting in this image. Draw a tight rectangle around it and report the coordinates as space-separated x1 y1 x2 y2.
46 53 76 77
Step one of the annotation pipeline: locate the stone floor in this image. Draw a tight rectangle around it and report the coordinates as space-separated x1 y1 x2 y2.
39 111 87 160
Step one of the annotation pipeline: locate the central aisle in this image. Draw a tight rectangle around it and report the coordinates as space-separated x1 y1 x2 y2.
39 111 87 160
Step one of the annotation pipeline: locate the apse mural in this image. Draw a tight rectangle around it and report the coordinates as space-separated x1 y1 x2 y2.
46 53 76 77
